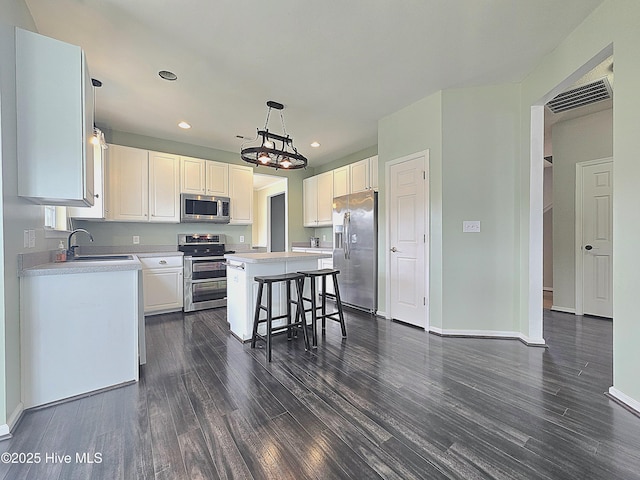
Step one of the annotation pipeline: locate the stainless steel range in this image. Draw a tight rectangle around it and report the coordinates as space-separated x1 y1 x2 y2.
178 234 234 312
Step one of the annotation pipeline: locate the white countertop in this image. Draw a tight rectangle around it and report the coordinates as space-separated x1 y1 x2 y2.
19 255 142 277
224 251 331 264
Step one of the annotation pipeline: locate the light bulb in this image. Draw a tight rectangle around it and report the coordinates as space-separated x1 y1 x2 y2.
90 135 100 146
280 158 292 168
263 140 274 149
258 151 271 164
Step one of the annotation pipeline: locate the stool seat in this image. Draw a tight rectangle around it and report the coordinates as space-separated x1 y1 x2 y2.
251 272 308 362
254 272 304 283
297 268 340 278
298 268 346 346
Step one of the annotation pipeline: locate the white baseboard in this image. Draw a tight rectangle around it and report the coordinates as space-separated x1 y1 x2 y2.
0 402 24 439
551 305 576 314
428 327 546 346
608 387 640 415
376 310 388 319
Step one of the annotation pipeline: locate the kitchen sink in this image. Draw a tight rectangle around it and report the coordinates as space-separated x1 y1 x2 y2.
71 255 134 261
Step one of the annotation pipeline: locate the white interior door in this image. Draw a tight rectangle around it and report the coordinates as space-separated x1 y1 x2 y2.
578 159 613 318
388 152 427 328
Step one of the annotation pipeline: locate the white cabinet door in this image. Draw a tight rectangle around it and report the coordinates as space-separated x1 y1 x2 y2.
333 166 350 198
370 155 379 191
108 145 149 222
316 171 334 226
303 172 333 227
229 165 253 224
303 176 318 227
68 144 105 219
206 161 230 196
16 28 94 206
180 156 206 194
350 158 370 193
149 151 180 223
143 268 183 314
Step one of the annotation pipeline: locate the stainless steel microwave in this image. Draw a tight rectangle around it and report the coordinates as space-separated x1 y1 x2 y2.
180 194 230 223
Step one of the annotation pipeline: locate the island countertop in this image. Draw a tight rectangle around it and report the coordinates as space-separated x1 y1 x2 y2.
224 251 331 264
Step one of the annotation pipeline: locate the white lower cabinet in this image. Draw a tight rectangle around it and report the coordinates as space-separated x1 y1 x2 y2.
140 255 183 315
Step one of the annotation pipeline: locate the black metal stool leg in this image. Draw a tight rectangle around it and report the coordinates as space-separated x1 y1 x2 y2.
332 272 347 337
295 277 310 351
266 282 273 362
251 282 264 348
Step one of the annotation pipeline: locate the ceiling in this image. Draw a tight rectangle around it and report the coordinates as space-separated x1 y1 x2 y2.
25 0 604 167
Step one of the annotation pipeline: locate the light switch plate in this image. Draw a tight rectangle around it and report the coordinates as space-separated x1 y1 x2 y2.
463 221 481 233
28 229 36 248
24 230 29 248
240 235 245 243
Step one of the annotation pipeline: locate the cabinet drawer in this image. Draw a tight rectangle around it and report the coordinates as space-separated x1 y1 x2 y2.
139 255 183 269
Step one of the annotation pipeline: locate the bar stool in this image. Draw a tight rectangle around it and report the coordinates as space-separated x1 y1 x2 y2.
297 268 347 347
251 272 309 362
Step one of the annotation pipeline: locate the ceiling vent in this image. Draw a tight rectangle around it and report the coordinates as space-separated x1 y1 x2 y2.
546 77 612 113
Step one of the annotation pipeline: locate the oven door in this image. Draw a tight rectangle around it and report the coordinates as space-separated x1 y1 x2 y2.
184 256 227 280
184 278 227 312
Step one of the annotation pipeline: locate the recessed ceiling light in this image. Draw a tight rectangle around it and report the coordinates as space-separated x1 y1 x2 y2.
310 141 321 148
158 70 178 81
178 121 191 129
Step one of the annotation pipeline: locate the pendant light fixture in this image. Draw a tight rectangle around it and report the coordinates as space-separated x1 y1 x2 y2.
240 101 307 170
90 78 108 149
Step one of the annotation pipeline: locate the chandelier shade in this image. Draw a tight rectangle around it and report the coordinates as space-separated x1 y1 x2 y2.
240 101 308 170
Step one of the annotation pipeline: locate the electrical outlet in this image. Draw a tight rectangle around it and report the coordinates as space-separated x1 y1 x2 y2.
29 230 36 248
463 221 481 233
24 230 29 248
240 235 245 243
322 235 326 242
133 235 140 244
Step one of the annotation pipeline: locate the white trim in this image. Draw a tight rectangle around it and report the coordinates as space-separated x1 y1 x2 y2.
608 387 640 415
377 310 389 319
528 105 545 342
0 402 24 437
429 327 546 346
385 150 429 330
575 157 613 317
551 305 576 314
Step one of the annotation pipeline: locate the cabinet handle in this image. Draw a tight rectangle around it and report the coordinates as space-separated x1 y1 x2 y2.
95 193 100 198
159 260 167 265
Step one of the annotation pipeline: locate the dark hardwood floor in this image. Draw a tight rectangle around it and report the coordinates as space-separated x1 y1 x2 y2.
1 307 639 479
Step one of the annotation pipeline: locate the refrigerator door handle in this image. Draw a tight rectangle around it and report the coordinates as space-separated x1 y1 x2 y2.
344 212 351 260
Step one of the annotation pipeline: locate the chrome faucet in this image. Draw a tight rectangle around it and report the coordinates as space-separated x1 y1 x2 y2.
67 228 94 258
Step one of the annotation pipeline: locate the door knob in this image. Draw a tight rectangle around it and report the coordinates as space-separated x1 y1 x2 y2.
390 247 398 252
584 245 593 251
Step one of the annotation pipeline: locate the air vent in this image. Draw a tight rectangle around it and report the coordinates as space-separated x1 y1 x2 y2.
546 77 612 113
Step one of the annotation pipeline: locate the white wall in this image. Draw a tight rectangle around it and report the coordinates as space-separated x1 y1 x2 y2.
551 108 613 311
440 84 521 333
0 2 42 433
521 0 640 405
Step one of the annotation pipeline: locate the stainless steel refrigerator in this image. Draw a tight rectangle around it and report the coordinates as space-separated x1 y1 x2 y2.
332 190 378 313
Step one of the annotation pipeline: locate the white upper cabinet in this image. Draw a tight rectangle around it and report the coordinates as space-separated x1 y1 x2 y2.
333 166 350 198
303 171 333 227
107 145 180 223
229 165 253 224
149 151 180 223
180 156 229 196
206 161 229 196
16 28 94 206
350 156 378 193
180 156 206 194
107 145 149 222
68 144 106 219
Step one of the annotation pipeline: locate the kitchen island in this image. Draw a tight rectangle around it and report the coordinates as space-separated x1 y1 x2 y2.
224 251 331 341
